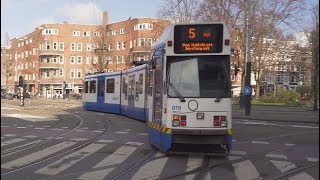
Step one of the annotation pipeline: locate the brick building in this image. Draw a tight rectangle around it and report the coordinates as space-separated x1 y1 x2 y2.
5 11 170 97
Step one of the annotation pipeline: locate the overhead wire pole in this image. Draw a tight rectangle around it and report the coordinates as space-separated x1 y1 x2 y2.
244 0 252 115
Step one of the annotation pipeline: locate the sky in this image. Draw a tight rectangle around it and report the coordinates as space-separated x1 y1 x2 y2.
1 0 163 42
1 0 319 44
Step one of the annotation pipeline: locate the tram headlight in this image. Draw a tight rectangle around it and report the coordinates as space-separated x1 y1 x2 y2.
220 120 228 127
197 113 204 119
172 120 180 127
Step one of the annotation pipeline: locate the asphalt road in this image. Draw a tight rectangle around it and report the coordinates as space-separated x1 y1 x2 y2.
1 99 319 180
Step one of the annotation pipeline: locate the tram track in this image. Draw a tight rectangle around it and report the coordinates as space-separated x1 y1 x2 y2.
1 113 84 157
1 114 112 176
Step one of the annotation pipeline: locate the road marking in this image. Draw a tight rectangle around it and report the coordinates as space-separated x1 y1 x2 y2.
251 141 269 144
232 160 262 180
270 160 297 173
289 172 316 180
228 156 241 161
306 157 319 162
92 130 103 133
1 138 25 147
234 121 319 129
230 150 247 155
1 137 4 139
1 141 77 169
3 134 16 137
35 143 104 175
42 126 51 128
131 156 168 180
34 127 45 130
61 127 68 129
292 125 318 129
70 138 87 142
266 154 288 160
75 130 85 132
51 128 64 131
285 143 296 147
97 139 114 144
94 146 137 168
78 168 115 180
115 131 129 134
1 126 10 128
17 127 27 129
23 135 38 138
125 142 144 146
185 155 203 180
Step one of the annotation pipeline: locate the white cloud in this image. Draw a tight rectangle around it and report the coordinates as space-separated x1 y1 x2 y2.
58 2 103 24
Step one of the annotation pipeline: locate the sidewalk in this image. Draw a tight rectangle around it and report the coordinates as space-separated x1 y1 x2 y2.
232 105 319 124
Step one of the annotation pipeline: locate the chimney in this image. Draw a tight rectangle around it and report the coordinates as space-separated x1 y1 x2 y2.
103 11 108 27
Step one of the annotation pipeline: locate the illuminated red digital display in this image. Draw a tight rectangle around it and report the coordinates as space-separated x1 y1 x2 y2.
174 24 223 54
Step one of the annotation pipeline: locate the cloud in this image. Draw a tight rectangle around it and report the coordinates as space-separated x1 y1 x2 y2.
58 1 103 24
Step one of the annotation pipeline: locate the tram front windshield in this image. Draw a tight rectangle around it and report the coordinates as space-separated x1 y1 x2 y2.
167 56 231 98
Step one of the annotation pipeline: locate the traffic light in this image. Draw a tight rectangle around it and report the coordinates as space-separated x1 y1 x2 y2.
18 76 24 86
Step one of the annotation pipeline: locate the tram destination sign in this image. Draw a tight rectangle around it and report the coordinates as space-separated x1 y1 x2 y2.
174 24 224 54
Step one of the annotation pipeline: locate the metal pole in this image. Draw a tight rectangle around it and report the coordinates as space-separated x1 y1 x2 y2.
20 86 24 107
245 0 252 115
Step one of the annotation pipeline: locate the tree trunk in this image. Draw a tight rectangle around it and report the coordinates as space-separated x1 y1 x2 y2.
255 80 260 98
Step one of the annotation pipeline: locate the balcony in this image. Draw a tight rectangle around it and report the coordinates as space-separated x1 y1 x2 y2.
39 63 63 69
39 50 63 56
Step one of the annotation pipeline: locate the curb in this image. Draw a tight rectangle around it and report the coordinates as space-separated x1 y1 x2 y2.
233 116 319 124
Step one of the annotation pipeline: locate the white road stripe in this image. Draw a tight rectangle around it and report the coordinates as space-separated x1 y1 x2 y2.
23 135 38 138
52 128 64 131
94 146 137 168
185 155 203 180
270 160 297 173
2 141 77 169
307 157 319 162
228 156 241 161
70 138 87 142
125 142 144 146
3 114 58 122
3 134 16 137
266 154 288 160
138 133 148 136
1 137 4 139
1 126 10 128
292 125 318 129
289 172 316 180
230 150 247 156
34 127 45 130
75 130 85 132
1 138 25 147
92 130 103 133
131 156 168 180
36 143 104 175
232 160 262 180
17 127 27 129
115 131 129 134
78 168 115 180
251 141 269 144
285 143 296 147
97 139 114 144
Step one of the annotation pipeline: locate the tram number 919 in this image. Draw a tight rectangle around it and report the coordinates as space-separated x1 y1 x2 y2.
172 105 182 111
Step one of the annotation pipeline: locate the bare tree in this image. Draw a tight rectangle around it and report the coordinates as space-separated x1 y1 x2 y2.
157 0 199 23
196 0 306 97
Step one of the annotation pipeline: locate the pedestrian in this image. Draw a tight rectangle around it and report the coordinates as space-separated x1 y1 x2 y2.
24 91 31 108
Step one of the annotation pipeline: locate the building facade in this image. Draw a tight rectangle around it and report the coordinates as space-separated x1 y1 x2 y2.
5 12 170 97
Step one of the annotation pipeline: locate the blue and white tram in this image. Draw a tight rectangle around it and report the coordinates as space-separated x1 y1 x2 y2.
83 22 232 154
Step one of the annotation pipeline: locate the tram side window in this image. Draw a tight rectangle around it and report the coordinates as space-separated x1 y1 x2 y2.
106 78 115 93
89 80 96 93
136 73 143 94
122 77 128 98
84 81 89 93
99 80 105 97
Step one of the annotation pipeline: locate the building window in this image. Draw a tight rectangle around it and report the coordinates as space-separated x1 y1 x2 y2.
59 42 64 50
133 39 137 47
53 42 58 50
86 43 92 51
139 38 145 46
86 57 91 64
122 42 126 50
70 56 76 64
93 32 99 36
70 69 75 78
73 31 80 36
83 31 90 36
77 56 82 64
70 43 76 51
117 42 121 50
121 55 125 63
116 56 120 64
59 55 64 63
46 42 51 50
77 69 82 78
77 43 82 51
53 56 57 63
119 28 125 34
84 81 89 93
106 78 115 93
108 43 113 51
59 69 64 77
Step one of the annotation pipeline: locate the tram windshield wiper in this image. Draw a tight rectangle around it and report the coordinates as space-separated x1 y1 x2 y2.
168 82 186 102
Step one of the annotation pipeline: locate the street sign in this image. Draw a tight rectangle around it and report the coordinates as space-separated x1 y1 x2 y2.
244 86 252 95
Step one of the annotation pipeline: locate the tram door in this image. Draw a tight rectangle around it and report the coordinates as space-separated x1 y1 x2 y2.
128 75 136 114
150 57 163 146
97 76 105 110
